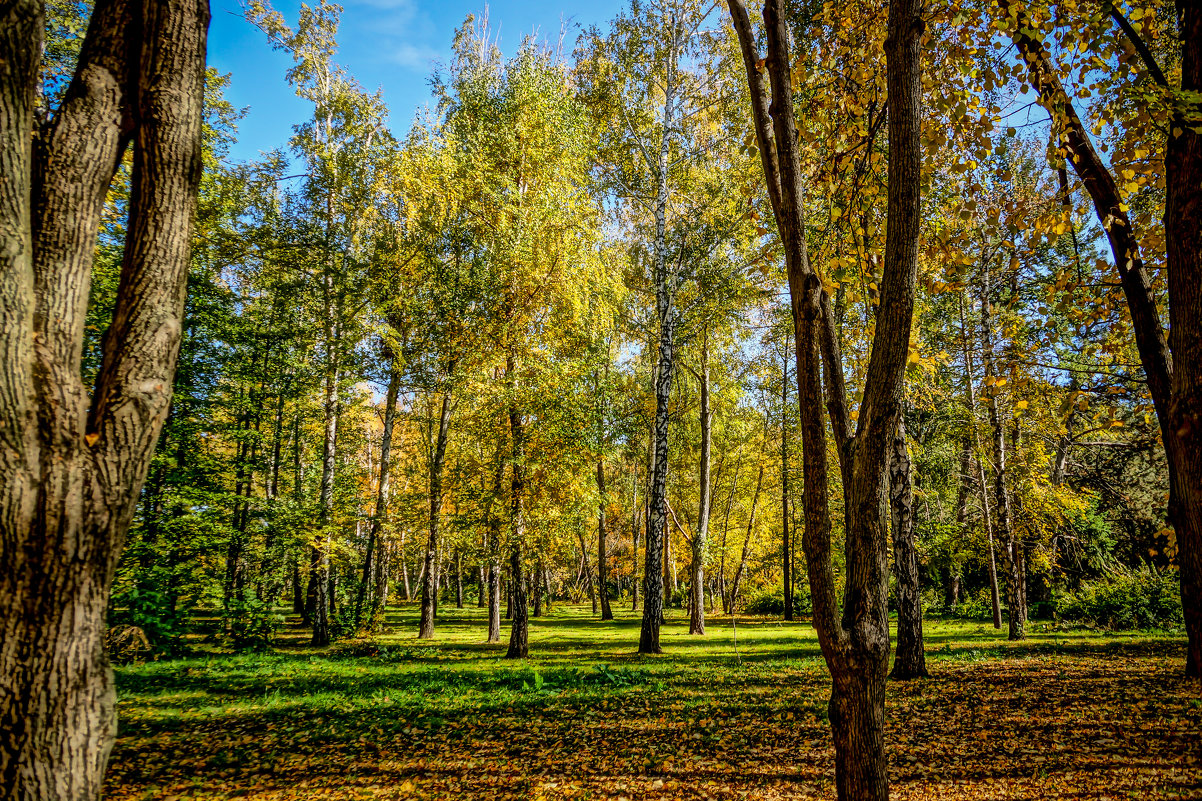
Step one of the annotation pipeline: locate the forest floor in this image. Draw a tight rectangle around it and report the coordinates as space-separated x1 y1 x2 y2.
105 604 1201 800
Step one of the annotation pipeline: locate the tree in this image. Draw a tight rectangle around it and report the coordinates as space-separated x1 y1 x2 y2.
992 0 1202 675
0 0 209 794
729 0 924 797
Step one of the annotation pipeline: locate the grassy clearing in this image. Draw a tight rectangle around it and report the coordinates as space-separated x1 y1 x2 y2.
106 604 1201 800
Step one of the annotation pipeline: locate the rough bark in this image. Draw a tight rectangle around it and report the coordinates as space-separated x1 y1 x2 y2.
889 419 927 679
639 32 680 654
1165 2 1202 678
578 527 598 613
0 0 208 794
728 0 923 795
418 390 451 639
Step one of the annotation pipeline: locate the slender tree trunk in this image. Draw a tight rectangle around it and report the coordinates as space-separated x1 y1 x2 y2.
579 528 597 614
418 390 451 639
402 533 412 601
959 294 1003 628
455 550 464 609
0 0 208 793
598 460 614 620
889 419 927 679
506 355 529 658
729 463 764 611
477 564 487 607
532 556 544 617
356 358 400 629
311 308 343 647
488 559 501 642
781 346 792 621
639 33 681 653
980 270 1023 640
690 333 711 634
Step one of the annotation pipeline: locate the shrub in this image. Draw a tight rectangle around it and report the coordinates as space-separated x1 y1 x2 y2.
222 596 280 652
1058 570 1183 630
743 584 810 617
108 587 187 656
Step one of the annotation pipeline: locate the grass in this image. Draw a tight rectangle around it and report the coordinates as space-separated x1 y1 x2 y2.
106 603 1201 800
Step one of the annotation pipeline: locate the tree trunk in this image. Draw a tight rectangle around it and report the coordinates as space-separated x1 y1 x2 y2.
639 37 681 654
506 355 529 658
889 419 928 679
980 269 1023 641
401 531 412 601
1164 5 1202 679
356 357 400 630
958 294 1002 628
781 345 792 621
477 564 487 607
728 0 923 795
311 314 343 647
598 460 614 621
0 0 208 793
455 550 464 609
729 462 764 611
690 333 711 635
999 0 1200 674
578 527 597 613
488 559 501 642
418 390 451 639
532 556 544 617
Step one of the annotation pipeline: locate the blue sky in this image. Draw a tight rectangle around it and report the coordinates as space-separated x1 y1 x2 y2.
208 0 628 163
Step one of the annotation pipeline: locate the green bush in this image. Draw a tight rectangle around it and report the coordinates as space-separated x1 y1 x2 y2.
743 584 810 617
109 587 187 656
1058 570 1183 630
222 596 280 652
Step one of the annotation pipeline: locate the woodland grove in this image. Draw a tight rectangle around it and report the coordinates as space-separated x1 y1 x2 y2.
0 0 1199 799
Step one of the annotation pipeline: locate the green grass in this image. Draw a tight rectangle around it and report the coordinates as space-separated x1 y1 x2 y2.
106 604 1199 800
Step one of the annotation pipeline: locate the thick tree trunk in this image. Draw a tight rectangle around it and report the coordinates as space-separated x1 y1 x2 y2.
1165 6 1202 679
889 419 927 679
418 390 451 639
598 460 614 620
729 0 922 795
506 547 528 658
0 0 208 793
